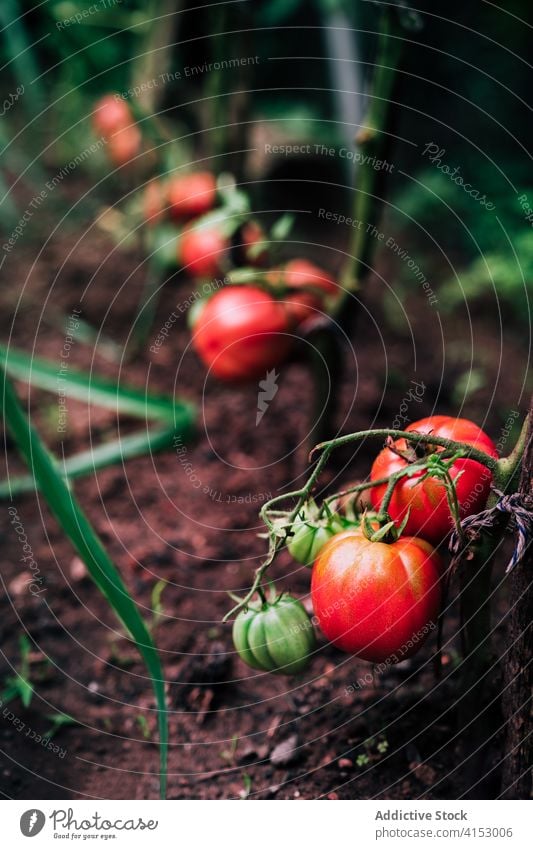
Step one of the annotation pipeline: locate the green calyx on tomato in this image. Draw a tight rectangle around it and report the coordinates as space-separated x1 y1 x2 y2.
360 509 411 544
370 415 498 544
287 499 349 566
232 594 315 675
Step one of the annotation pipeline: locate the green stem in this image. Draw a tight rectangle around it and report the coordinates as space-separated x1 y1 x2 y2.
308 10 403 447
337 9 403 300
126 252 166 357
223 446 334 621
207 4 230 166
494 413 530 493
129 0 180 116
313 428 498 471
377 470 403 516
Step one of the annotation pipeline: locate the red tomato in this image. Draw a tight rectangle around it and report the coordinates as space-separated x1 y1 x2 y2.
106 125 142 166
143 180 166 226
192 285 293 381
180 226 229 278
284 292 321 325
370 416 498 543
311 529 441 662
168 172 217 219
283 259 338 298
92 95 131 138
240 221 268 266
267 259 338 322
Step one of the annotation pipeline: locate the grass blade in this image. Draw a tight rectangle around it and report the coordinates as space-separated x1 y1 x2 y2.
0 343 192 423
1 369 169 798
0 424 180 498
0 0 45 121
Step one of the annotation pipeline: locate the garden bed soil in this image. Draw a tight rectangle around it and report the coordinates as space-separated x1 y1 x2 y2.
0 218 526 799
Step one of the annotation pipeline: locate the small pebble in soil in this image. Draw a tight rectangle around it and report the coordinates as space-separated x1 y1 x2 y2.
270 734 300 767
69 557 87 581
236 743 268 765
8 573 32 596
267 784 281 797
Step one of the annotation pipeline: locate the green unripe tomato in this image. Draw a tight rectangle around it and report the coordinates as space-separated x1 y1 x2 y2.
232 595 315 675
287 511 346 566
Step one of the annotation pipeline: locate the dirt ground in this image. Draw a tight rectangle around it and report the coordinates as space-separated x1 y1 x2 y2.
0 195 527 799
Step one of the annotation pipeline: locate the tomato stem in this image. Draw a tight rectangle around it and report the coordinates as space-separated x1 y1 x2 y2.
493 413 530 494
223 445 335 621
312 428 498 471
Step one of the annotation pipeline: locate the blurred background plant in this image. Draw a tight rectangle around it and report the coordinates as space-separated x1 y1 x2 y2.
1 0 531 325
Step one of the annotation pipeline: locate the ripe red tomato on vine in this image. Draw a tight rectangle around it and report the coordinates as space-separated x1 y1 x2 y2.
92 95 132 138
179 226 229 279
311 528 441 662
268 259 339 324
168 172 217 220
192 285 294 381
370 415 498 543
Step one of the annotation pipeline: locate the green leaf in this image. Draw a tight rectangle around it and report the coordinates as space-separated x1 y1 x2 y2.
370 520 396 542
6 674 33 707
0 344 195 497
0 344 188 423
0 424 181 499
1 369 169 798
270 213 295 244
258 0 303 25
0 683 19 704
44 712 79 739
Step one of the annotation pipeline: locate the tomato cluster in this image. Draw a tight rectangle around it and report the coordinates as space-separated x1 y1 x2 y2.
232 415 497 674
92 95 141 167
190 258 339 381
309 415 497 663
92 95 342 384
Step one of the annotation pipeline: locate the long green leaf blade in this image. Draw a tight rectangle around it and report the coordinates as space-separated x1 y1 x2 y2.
0 344 190 423
0 424 181 499
1 370 168 798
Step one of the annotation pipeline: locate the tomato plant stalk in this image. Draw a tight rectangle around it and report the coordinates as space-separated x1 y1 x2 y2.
308 8 404 446
501 401 533 798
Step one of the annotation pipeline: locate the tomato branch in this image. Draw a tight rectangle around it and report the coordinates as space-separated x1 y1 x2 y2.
312 428 499 471
223 445 335 622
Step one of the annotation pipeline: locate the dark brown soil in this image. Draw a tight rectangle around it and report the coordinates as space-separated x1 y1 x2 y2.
0 212 528 800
